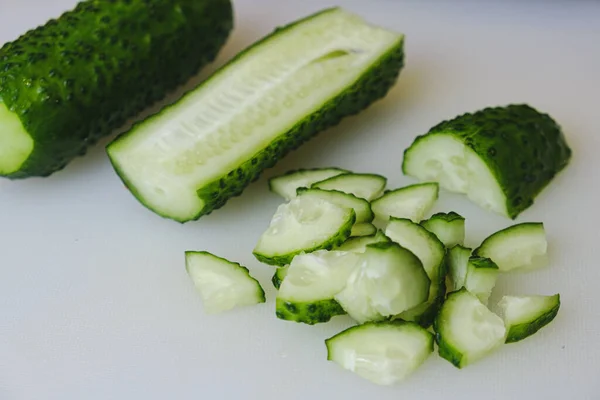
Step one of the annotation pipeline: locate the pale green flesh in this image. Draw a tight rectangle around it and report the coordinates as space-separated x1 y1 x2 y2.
270 168 348 200
297 188 373 223
464 261 498 305
351 223 377 237
371 183 438 223
337 231 390 253
498 294 559 326
0 102 34 174
107 9 401 221
313 173 387 201
421 217 465 248
448 245 471 291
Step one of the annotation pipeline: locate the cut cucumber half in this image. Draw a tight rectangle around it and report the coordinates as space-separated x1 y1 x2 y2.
337 230 391 253
276 250 360 324
334 242 430 324
371 182 439 223
402 104 572 219
272 265 289 289
325 320 434 385
498 294 560 343
297 188 374 223
269 168 349 200
448 245 472 291
464 256 499 305
350 222 377 237
107 7 405 222
421 211 465 248
434 288 506 368
474 222 547 272
312 173 387 201
185 251 265 314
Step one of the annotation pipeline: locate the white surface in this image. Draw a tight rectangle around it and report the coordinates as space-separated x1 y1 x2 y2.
1 0 599 399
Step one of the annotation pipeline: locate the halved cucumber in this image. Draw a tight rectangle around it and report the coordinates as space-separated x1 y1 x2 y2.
498 294 560 343
474 222 547 272
350 222 377 237
272 265 289 289
107 7 405 222
371 182 439 223
185 251 265 314
269 168 349 200
253 196 355 266
464 256 499 305
421 211 465 248
336 230 391 253
326 320 434 385
312 173 387 201
297 188 374 223
447 244 472 291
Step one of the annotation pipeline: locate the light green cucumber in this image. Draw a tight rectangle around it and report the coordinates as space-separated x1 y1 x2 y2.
269 168 348 200
350 222 377 237
312 173 387 201
297 188 374 223
498 294 560 343
371 182 439 223
421 211 465 248
464 256 499 305
336 230 391 253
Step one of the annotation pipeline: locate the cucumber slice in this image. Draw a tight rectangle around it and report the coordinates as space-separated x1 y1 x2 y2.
350 222 377 237
325 320 434 385
464 256 499 305
276 250 360 324
337 230 391 253
448 245 472 291
371 182 439 223
498 294 560 343
434 288 506 368
269 168 349 200
272 266 289 289
253 196 355 266
312 173 387 201
421 211 465 248
474 222 547 272
402 104 572 219
297 188 374 223
185 251 265 314
334 242 430 324
107 8 405 222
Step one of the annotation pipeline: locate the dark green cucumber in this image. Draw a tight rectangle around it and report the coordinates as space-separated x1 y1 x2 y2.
403 104 572 219
0 0 233 178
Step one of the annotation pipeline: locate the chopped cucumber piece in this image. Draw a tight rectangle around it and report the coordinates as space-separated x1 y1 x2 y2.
276 250 360 324
185 251 265 314
312 173 387 201
334 242 430 324
402 104 572 219
464 256 499 305
434 288 506 368
337 230 391 253
253 196 355 266
272 266 289 289
421 211 465 248
326 320 434 385
498 294 560 343
448 245 472 291
297 188 374 223
474 222 547 272
350 222 377 237
371 182 439 223
269 168 349 200
107 8 405 222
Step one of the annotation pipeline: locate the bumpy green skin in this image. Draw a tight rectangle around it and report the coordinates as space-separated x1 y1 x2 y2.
505 296 560 343
276 297 345 325
421 212 465 248
402 104 572 219
271 266 289 290
424 211 464 224
0 0 233 178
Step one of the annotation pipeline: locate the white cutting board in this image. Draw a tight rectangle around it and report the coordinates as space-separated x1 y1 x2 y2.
1 1 599 399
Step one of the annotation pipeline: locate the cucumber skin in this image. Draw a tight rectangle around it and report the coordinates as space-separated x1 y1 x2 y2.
271 266 289 289
505 295 560 343
402 104 572 219
0 0 233 178
276 297 345 325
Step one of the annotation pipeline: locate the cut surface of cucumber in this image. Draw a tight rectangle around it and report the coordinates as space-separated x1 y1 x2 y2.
350 222 377 237
434 288 506 368
269 168 349 200
0 104 33 175
107 8 405 222
371 182 439 223
421 211 465 248
498 294 560 343
326 320 434 385
337 230 391 253
253 196 355 266
464 256 499 305
474 222 547 272
448 245 472 291
312 173 387 201
185 251 265 314
297 188 374 223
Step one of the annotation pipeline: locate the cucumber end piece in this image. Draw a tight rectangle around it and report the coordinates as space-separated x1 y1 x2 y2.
499 294 561 343
0 102 34 176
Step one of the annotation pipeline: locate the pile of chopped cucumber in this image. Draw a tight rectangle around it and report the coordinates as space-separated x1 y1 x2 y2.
186 166 561 386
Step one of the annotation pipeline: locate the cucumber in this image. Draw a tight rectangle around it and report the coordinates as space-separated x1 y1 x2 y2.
371 182 439 223
271 265 289 289
434 288 506 368
297 188 374 223
312 173 387 201
464 256 499 305
185 251 265 314
275 250 359 324
253 196 355 266
498 294 560 343
447 244 471 291
336 230 391 253
107 8 405 222
269 168 348 200
350 222 377 237
474 222 547 272
334 242 430 324
421 211 465 248
325 320 434 385
0 0 233 178
402 104 572 219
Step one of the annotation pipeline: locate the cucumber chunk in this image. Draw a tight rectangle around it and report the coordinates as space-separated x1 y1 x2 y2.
337 230 391 253
107 8 405 222
421 211 465 248
447 245 472 291
269 168 349 200
464 256 499 305
474 222 547 272
402 104 572 219
312 173 387 201
498 294 560 343
297 188 374 223
434 288 506 368
185 251 265 314
272 266 289 289
276 250 359 324
371 182 439 223
253 196 355 266
350 222 377 237
334 242 430 324
326 320 434 385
